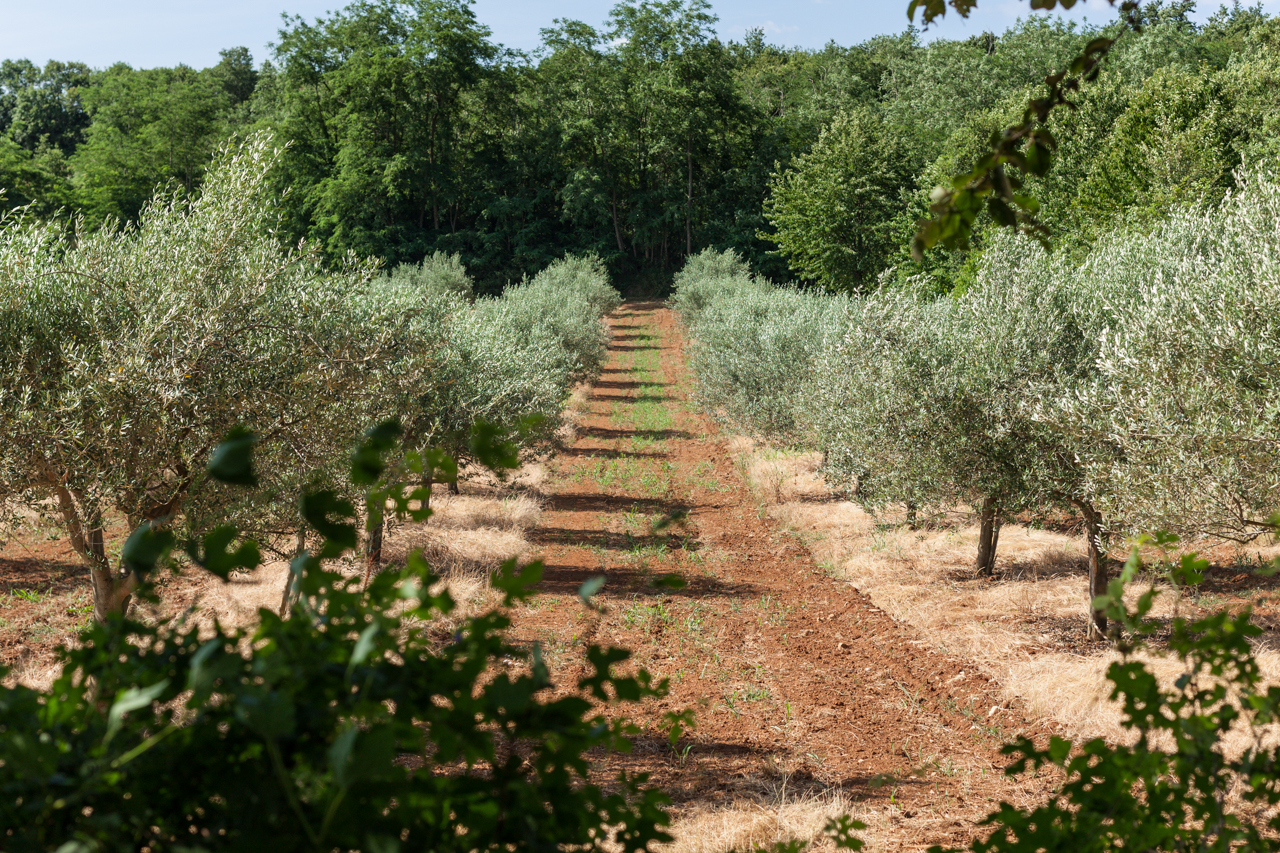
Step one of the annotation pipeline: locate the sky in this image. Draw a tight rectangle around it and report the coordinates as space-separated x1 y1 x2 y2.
0 0 1263 70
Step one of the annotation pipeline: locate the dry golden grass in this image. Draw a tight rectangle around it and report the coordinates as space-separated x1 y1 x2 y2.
557 383 594 446
4 646 63 693
428 492 543 531
659 763 1052 853
662 790 866 853
3 480 545 692
730 440 1280 746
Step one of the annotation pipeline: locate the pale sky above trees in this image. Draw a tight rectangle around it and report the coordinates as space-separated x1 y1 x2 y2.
0 0 1172 70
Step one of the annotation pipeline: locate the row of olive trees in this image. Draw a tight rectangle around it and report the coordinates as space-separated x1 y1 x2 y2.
0 135 619 622
675 169 1280 638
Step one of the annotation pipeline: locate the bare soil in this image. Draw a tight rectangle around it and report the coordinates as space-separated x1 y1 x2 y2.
504 303 1063 849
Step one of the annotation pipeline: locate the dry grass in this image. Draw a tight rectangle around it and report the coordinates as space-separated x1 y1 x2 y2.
2 481 545 692
729 437 828 505
662 789 868 853
428 492 543 531
557 383 594 446
731 440 1280 746
4 646 63 693
659 766 1048 853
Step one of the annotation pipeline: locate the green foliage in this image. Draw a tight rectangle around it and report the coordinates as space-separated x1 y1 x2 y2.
484 253 621 381
669 247 756 325
1053 168 1280 541
0 136 74 215
70 62 238 225
764 107 920 292
675 256 853 443
0 133 386 619
930 532 1280 853
676 169 1280 625
0 136 622 622
0 427 677 851
271 0 497 268
5 0 1278 289
384 250 474 300
0 58 92 157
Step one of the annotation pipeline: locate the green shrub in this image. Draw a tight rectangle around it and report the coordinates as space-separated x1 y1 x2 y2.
0 425 679 852
493 253 620 381
426 304 574 471
384 250 475 300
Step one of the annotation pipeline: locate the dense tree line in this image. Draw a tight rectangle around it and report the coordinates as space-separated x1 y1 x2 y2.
3 0 1274 291
0 135 620 622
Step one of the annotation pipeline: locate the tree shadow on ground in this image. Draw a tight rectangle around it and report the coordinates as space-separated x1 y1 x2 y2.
578 426 694 441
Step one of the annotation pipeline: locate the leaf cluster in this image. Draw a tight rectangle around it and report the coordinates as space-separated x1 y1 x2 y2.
0 426 675 852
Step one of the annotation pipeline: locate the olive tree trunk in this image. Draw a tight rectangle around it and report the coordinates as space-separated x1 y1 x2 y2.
279 527 306 618
420 470 434 520
976 495 1002 576
1073 499 1109 640
51 483 135 623
362 513 384 590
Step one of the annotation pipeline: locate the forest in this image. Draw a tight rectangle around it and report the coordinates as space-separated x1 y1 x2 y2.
2 0 1276 291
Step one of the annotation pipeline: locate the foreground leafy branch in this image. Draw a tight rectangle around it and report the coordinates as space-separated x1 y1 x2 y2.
0 424 677 851
931 530 1280 852
908 0 1142 259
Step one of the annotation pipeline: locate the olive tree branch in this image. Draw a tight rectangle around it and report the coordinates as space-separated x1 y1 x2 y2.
908 0 1143 260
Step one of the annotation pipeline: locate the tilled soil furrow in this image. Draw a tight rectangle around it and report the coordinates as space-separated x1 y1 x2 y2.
511 302 1054 844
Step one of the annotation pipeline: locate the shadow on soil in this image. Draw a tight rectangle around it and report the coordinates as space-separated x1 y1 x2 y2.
529 563 755 600
538 492 686 516
578 426 695 441
592 380 666 390
532 525 698 552
0 557 84 594
588 392 672 403
556 447 664 460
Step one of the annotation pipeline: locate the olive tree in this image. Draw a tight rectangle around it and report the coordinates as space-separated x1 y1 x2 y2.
493 253 621 381
1059 168 1280 543
670 247 759 328
0 134 388 621
384 250 475 300
684 280 853 445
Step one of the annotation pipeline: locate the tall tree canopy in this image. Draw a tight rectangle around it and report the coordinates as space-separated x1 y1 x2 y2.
0 0 1276 290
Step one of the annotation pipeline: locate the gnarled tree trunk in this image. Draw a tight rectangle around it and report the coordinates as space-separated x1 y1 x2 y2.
420 470 434 520
976 495 1002 576
51 482 135 623
362 512 384 590
279 527 306 618
1074 499 1108 640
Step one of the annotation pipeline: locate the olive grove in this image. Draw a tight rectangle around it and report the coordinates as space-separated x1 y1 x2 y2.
676 167 1280 638
0 135 618 622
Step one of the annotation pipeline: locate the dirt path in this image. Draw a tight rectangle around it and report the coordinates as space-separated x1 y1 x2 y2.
509 302 1056 849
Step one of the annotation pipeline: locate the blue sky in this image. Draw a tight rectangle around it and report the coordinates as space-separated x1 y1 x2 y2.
0 0 1262 70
